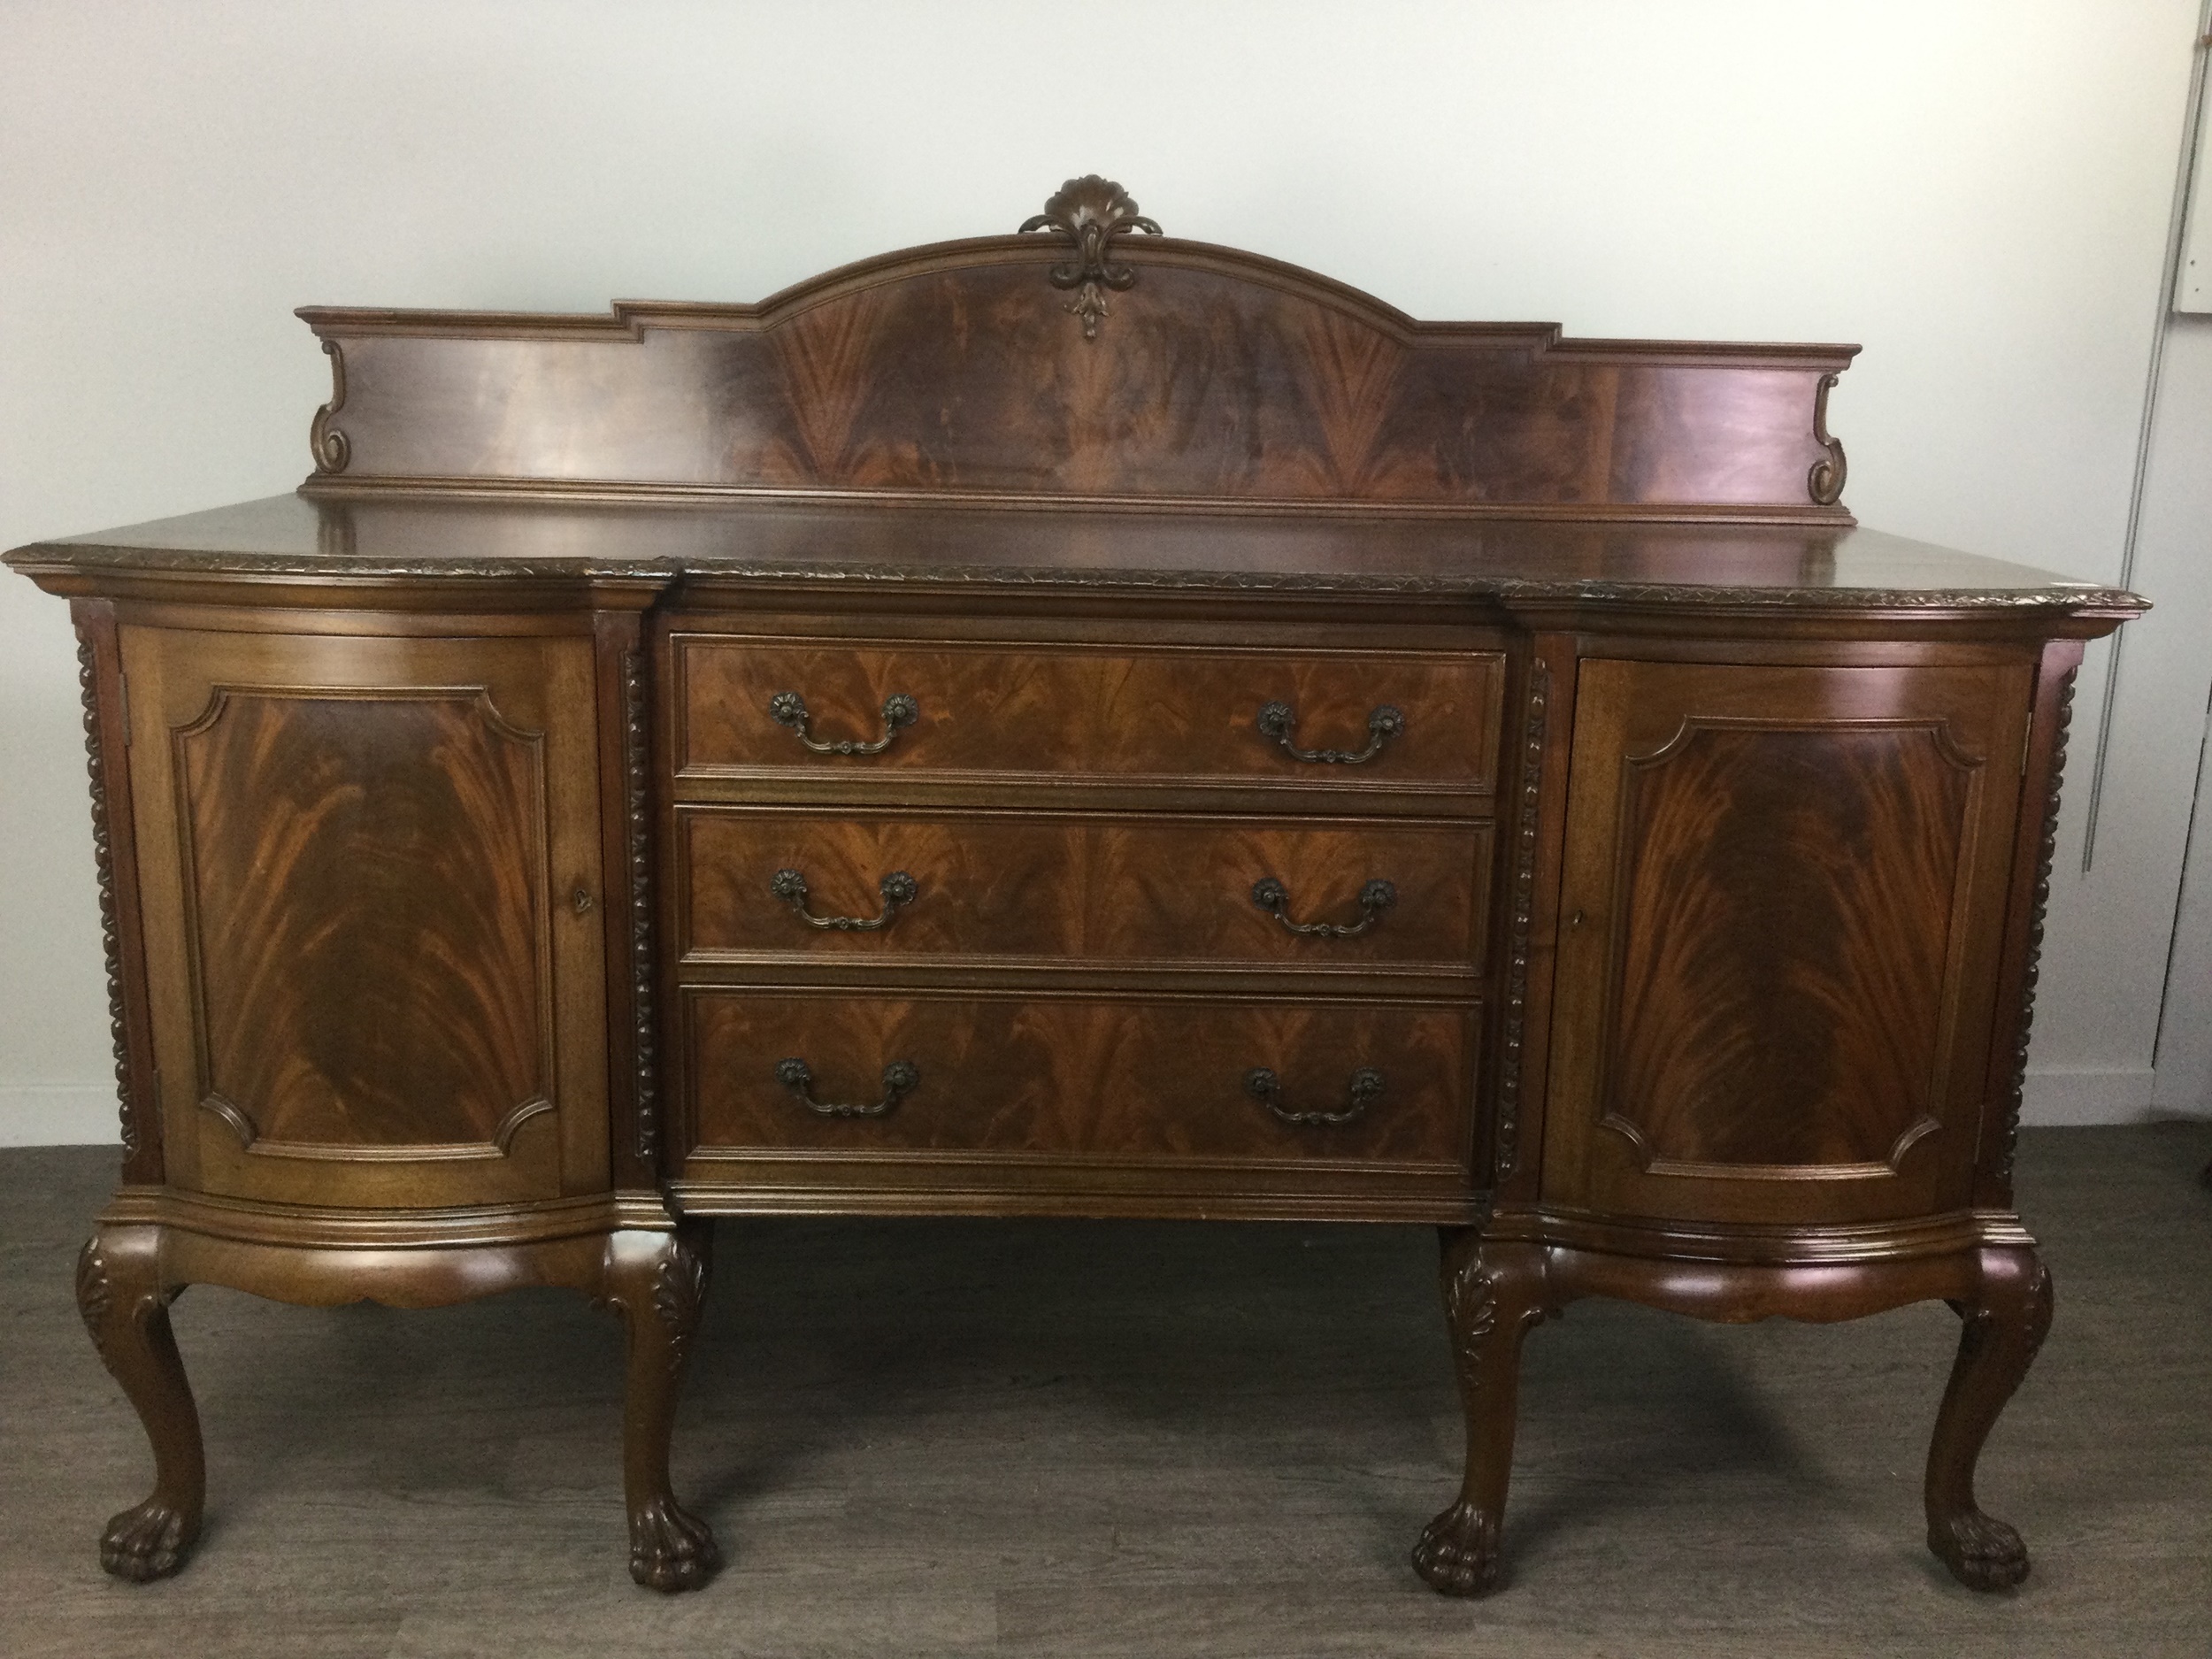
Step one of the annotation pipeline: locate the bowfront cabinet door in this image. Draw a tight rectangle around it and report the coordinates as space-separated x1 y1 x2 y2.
1540 657 2032 1228
120 625 610 1209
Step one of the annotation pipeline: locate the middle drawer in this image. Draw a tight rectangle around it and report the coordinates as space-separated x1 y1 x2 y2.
677 808 1493 972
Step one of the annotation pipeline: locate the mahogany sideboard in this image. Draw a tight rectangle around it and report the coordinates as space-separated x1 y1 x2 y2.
5 179 2145 1600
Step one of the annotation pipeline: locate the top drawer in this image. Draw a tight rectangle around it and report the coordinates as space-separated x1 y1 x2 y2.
672 635 1505 795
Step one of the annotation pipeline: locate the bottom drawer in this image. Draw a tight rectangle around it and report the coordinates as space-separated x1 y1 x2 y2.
683 990 1476 1169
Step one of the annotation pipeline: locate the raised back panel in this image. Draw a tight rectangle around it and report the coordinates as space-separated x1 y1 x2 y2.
175 688 551 1152
297 180 1857 521
1606 722 1973 1171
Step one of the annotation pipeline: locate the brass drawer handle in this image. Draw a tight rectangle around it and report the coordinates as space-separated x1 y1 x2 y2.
776 1057 919 1118
768 690 919 756
769 868 918 931
1245 1065 1384 1126
1255 700 1404 765
1251 877 1396 938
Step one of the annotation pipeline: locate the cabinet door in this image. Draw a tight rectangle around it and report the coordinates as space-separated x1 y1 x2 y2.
1540 659 2031 1227
121 626 609 1209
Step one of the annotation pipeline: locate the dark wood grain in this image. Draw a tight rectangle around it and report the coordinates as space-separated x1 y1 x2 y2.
1608 721 1973 1168
291 238 1857 519
176 687 550 1151
4 190 2154 1606
679 808 1489 972
1540 657 2033 1228
675 634 1502 791
685 990 1475 1168
119 626 611 1210
5 496 2149 636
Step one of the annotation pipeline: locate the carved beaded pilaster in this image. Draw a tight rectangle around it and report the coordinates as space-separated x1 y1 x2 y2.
77 628 137 1156
1492 659 1549 1181
622 649 659 1169
1997 667 2077 1186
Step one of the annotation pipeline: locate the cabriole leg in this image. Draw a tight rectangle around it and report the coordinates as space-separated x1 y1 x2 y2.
597 1221 719 1592
75 1225 204 1581
1925 1245 2053 1591
1412 1228 1548 1596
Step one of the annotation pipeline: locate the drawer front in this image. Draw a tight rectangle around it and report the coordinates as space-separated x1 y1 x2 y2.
685 991 1476 1167
673 635 1503 792
680 809 1491 970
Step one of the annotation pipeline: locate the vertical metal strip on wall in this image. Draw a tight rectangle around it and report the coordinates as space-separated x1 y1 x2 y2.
2080 6 2212 872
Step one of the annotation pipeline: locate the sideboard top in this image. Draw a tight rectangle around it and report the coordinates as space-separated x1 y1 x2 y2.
3 492 2146 623
0 179 2152 626
287 176 1862 525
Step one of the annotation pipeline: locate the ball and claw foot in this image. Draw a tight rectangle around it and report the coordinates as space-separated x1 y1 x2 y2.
629 1495 719 1592
1929 1508 2030 1592
99 1500 198 1582
1411 1499 1503 1596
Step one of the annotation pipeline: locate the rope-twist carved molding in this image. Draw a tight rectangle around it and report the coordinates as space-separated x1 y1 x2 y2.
1998 667 2077 1186
1494 659 1550 1181
623 649 658 1168
76 628 136 1157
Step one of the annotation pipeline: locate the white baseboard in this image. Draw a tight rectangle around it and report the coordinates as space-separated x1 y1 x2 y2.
2019 1065 2159 1125
0 1085 122 1148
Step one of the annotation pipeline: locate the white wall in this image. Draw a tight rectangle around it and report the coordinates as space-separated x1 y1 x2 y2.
4 0 2207 1142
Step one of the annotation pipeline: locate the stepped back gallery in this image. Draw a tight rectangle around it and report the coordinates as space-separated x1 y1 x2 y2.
6 178 2144 1598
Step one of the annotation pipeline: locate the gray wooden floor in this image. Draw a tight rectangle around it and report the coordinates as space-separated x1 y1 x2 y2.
4 1127 2208 1658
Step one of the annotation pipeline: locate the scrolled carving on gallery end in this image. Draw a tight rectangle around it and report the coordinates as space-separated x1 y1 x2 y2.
309 339 349 474
623 649 658 1168
1018 175 1163 341
76 629 137 1156
1493 658 1550 1181
1809 372 1847 506
1998 667 2077 1186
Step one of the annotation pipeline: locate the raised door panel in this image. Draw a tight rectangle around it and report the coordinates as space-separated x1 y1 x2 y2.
1540 658 2031 1228
122 626 609 1208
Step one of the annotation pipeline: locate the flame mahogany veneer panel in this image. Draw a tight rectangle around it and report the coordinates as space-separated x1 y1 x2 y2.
117 626 611 1210
1610 724 1971 1168
680 808 1491 970
675 635 1503 793
176 688 550 1149
301 250 1853 515
685 990 1476 1168
1541 658 2034 1228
